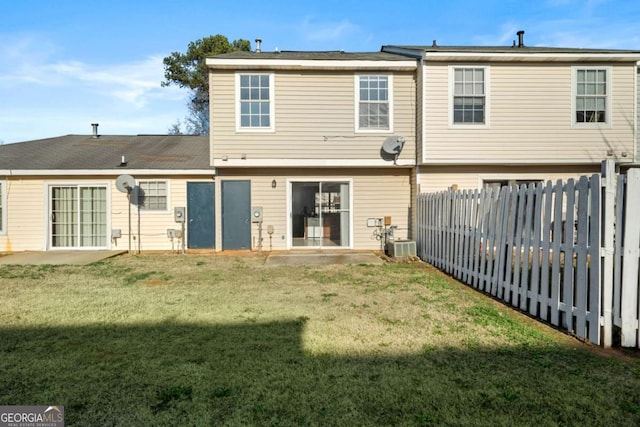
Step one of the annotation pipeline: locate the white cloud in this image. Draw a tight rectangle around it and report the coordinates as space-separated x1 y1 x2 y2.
299 17 359 43
0 33 188 143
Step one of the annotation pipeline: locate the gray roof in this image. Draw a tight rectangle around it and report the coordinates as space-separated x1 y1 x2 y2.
383 44 640 55
0 134 210 170
209 50 410 61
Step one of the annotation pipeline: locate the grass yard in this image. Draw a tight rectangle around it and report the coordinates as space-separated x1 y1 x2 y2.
1 254 640 426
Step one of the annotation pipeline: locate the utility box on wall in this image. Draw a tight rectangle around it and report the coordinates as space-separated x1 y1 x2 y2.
174 207 186 223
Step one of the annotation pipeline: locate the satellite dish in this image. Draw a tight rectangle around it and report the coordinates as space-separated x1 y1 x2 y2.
381 136 406 164
115 174 135 193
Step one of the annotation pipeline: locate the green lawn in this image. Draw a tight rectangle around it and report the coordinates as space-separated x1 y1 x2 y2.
1 254 639 426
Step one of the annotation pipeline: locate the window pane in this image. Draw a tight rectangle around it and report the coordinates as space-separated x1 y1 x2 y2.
260 75 269 86
250 75 259 86
240 88 249 100
241 115 250 127
240 75 249 86
138 181 167 211
358 75 390 130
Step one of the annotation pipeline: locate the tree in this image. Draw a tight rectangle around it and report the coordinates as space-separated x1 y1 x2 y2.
162 34 251 135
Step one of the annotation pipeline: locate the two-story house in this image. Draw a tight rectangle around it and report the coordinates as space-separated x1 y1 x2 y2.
382 33 640 193
205 50 417 251
2 34 639 254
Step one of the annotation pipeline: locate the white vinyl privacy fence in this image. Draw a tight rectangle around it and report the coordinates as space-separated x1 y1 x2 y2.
416 161 640 348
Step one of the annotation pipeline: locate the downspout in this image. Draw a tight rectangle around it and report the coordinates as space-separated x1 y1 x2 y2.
635 61 639 163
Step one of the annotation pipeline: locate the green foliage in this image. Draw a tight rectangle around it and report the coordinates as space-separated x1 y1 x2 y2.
162 34 250 135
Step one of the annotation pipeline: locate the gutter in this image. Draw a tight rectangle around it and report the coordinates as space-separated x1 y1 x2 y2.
0 169 217 176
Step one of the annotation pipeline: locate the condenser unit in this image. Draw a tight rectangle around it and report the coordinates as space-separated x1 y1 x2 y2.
386 240 416 257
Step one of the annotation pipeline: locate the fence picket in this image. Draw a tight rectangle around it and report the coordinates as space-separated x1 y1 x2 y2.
574 176 589 339
613 174 625 329
529 183 544 316
621 169 640 347
588 174 601 344
550 181 564 327
520 184 535 311
539 181 553 321
562 179 576 331
485 189 499 293
495 188 511 299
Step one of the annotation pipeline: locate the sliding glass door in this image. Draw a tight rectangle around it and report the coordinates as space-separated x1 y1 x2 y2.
50 185 108 249
291 181 350 248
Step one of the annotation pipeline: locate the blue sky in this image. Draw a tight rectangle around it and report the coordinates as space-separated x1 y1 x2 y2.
1 0 639 143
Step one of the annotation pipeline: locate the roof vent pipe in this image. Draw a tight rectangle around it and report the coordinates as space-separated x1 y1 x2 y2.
255 38 262 53
91 123 99 138
517 30 525 48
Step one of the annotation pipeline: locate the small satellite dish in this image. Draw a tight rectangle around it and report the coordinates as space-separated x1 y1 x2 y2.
381 136 406 164
115 174 135 193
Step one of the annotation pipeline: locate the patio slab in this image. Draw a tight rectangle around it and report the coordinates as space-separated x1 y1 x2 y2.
0 250 127 265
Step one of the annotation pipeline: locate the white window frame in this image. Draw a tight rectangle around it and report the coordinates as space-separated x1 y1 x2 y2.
355 73 394 133
448 65 491 128
571 65 612 128
137 180 170 213
0 180 6 235
286 178 354 250
235 72 275 132
44 181 111 250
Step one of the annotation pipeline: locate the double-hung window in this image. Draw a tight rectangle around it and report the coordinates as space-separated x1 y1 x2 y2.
451 66 488 126
237 73 274 131
0 180 5 234
573 66 610 126
137 180 168 211
356 74 392 132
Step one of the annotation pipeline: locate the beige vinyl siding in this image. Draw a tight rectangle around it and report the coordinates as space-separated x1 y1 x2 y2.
0 178 47 252
0 175 213 253
423 62 637 164
113 176 213 252
416 164 601 193
215 168 412 251
210 70 416 164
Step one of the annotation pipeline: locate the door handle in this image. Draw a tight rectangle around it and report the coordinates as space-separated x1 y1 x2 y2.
189 219 194 223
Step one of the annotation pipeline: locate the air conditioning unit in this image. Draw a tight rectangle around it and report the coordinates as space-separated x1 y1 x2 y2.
386 240 416 257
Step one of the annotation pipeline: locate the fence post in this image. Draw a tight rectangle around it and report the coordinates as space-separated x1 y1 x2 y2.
621 168 640 347
601 160 616 347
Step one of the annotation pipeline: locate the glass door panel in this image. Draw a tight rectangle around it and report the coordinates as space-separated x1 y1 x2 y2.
50 185 107 249
291 181 349 248
51 186 78 248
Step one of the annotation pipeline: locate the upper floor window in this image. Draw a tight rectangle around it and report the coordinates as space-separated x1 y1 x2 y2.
451 67 488 125
237 73 274 131
137 180 168 211
573 67 610 126
356 74 392 132
0 180 5 234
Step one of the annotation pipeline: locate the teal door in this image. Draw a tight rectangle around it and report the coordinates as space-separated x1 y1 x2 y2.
187 182 215 249
221 180 251 250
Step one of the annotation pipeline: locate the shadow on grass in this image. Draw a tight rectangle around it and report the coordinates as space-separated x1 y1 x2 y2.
1 320 640 426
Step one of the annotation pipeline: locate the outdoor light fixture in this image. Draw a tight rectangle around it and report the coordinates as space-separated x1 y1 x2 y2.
271 179 277 189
